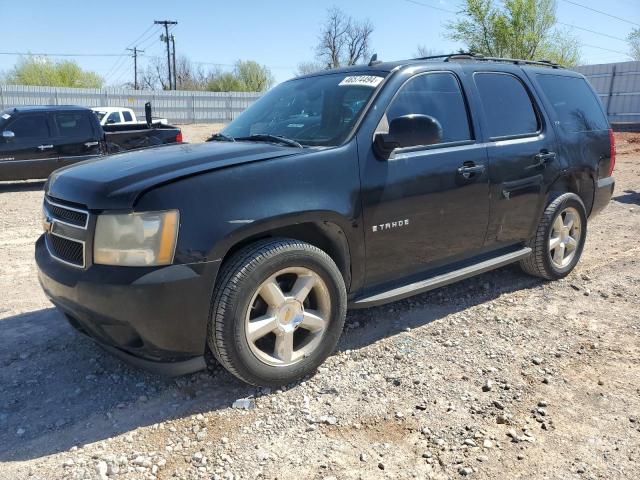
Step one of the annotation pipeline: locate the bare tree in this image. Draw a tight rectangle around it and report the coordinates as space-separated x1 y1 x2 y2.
295 61 326 76
345 18 374 66
316 6 374 68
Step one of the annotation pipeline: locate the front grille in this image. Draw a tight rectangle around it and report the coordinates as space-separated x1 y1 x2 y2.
45 199 88 228
46 234 85 267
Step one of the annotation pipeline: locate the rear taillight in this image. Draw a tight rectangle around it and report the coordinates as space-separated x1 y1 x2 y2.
608 128 616 177
176 131 183 143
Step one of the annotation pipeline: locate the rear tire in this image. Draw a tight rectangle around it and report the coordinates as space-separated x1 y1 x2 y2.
208 238 347 387
520 192 587 280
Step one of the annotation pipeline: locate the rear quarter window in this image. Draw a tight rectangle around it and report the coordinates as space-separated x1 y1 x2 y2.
536 74 609 132
474 72 540 139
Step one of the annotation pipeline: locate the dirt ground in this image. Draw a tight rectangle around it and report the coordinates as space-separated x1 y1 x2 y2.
0 130 638 480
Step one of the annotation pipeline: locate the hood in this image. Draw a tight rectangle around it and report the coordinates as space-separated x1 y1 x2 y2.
46 142 305 210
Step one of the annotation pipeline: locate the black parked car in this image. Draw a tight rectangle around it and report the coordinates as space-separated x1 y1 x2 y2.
0 105 182 181
36 54 615 386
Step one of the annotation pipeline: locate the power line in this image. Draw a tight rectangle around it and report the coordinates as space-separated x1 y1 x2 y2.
559 0 640 27
581 43 632 56
0 51 128 57
403 0 457 14
557 22 628 42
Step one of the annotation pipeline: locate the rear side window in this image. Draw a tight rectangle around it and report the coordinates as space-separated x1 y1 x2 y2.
474 72 539 138
384 72 472 144
54 113 93 137
536 75 608 132
8 114 50 139
122 111 133 122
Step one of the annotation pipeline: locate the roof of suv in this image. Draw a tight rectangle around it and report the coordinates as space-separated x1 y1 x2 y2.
4 105 90 113
295 53 577 80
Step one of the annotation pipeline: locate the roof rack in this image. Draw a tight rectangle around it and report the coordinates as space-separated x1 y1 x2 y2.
413 52 563 69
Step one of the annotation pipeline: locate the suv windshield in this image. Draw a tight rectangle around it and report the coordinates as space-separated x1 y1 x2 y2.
222 72 386 147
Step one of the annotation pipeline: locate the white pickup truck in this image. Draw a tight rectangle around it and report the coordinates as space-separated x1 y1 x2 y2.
92 107 168 126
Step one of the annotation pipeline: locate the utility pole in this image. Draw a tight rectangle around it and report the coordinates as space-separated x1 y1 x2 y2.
126 47 144 90
154 20 178 90
171 34 177 90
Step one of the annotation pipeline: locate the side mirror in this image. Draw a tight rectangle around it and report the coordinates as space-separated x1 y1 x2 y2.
106 118 117 124
2 130 15 142
374 114 443 159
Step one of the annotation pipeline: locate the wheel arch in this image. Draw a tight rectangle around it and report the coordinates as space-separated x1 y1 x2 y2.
546 168 595 215
210 212 358 292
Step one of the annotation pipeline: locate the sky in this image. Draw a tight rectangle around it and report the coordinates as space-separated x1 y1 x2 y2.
0 0 638 87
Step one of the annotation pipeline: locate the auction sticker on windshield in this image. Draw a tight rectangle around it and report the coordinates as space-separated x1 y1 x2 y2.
338 76 384 88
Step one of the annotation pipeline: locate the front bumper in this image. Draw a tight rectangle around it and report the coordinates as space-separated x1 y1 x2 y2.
590 176 615 217
36 235 219 376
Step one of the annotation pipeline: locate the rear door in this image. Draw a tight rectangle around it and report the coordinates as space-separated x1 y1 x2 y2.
471 68 562 247
51 111 102 169
0 112 57 181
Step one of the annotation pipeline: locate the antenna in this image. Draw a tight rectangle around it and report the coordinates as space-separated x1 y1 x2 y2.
368 53 381 66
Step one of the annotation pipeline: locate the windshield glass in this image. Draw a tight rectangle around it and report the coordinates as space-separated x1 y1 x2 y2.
222 72 386 147
93 111 107 121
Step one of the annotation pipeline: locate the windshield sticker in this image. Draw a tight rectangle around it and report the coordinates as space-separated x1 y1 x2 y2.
338 75 384 88
1 114 10 120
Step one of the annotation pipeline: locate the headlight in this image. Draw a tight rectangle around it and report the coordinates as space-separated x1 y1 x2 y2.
93 210 179 266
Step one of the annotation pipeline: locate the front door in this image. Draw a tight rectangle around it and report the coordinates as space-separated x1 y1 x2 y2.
359 71 491 288
0 113 57 181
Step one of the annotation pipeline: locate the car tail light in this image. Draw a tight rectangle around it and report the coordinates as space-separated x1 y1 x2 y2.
176 131 183 143
608 128 616 177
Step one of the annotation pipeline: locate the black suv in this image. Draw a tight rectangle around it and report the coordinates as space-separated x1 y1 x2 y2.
36 54 615 386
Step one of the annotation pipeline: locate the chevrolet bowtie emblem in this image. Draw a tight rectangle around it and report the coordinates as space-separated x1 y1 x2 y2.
42 215 53 234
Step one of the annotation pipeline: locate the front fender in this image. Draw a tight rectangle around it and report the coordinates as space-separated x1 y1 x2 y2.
135 140 365 292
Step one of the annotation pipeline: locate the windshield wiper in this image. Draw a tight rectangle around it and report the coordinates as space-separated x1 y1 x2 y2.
207 132 235 142
235 134 303 148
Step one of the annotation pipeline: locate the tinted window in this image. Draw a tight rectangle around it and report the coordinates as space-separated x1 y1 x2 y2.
384 72 472 143
475 73 539 138
536 75 608 132
8 114 50 139
54 113 93 137
223 72 386 147
122 111 133 122
106 112 121 124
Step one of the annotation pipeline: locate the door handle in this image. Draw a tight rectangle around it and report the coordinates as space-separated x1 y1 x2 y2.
37 144 54 151
528 151 556 170
84 141 99 148
457 163 486 179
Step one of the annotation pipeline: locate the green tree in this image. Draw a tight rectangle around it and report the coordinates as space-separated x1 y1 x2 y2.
446 0 581 66
206 61 275 92
629 28 640 61
206 71 246 92
7 56 103 88
234 60 275 91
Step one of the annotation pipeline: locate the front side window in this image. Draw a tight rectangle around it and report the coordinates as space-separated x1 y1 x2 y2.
222 72 386 147
536 75 608 132
54 113 93 137
8 114 50 139
380 72 472 144
474 72 539 138
106 112 121 124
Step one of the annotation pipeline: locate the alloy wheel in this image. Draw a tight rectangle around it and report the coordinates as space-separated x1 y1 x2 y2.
245 267 331 367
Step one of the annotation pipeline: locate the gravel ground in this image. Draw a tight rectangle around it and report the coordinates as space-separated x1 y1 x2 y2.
0 131 638 480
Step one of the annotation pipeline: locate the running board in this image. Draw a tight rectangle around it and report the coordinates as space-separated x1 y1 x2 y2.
350 247 532 309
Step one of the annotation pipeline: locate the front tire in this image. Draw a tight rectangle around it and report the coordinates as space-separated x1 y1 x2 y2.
520 192 587 280
208 238 347 387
